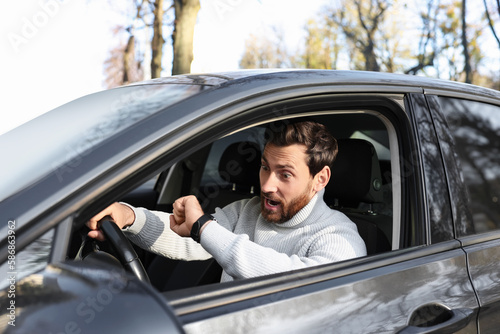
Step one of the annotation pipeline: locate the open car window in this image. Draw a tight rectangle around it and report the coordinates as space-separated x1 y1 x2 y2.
89 107 401 295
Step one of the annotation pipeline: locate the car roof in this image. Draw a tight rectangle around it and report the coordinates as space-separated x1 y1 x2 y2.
1 69 499 204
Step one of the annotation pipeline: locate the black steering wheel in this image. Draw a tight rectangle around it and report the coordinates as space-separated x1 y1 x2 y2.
98 220 150 283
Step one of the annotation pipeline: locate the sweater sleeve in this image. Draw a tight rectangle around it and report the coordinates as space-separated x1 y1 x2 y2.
200 221 365 280
123 204 212 261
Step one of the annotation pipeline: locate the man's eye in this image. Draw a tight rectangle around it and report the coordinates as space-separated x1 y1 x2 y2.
261 165 269 171
282 173 292 179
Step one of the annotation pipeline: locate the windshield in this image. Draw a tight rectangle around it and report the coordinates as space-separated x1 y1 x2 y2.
0 83 203 201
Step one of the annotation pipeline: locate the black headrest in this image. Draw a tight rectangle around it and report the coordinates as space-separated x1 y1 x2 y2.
326 138 383 204
218 141 261 187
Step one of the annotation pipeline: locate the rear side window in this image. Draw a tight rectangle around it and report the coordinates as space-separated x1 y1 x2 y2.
439 97 500 234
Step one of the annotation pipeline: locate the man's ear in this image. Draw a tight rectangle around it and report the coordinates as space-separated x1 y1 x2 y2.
313 166 331 192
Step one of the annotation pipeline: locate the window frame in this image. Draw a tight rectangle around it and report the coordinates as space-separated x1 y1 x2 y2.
68 91 424 304
150 93 411 253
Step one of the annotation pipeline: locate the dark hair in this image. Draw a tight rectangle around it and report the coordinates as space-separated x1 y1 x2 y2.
265 121 338 176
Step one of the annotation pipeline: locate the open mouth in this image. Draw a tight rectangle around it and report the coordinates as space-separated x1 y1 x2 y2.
265 198 281 208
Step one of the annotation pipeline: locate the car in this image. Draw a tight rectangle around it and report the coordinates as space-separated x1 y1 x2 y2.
1 69 500 333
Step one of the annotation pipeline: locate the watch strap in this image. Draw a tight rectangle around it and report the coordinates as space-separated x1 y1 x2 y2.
190 214 214 243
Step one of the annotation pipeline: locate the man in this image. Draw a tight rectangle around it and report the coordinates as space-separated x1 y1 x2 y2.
87 121 367 282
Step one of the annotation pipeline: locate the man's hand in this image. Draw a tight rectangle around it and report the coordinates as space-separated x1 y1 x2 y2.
86 202 135 241
170 195 205 237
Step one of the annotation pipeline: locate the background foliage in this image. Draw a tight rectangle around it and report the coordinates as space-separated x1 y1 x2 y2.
105 0 500 90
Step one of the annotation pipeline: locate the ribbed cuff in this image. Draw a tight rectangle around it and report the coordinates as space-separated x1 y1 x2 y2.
119 202 146 235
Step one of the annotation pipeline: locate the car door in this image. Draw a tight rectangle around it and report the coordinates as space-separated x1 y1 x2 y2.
430 95 500 334
161 92 478 333
0 222 186 334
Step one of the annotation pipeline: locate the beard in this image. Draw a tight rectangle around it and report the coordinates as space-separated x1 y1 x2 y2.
260 188 312 224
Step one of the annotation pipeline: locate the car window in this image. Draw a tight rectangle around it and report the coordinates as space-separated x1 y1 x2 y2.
72 96 408 296
439 97 500 235
194 112 397 253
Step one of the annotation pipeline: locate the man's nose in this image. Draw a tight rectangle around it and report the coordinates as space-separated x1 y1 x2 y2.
260 173 278 193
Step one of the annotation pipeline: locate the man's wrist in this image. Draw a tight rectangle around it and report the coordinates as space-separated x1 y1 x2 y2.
191 214 215 243
118 202 137 230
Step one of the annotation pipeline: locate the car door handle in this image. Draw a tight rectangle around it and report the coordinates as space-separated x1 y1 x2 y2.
397 304 474 334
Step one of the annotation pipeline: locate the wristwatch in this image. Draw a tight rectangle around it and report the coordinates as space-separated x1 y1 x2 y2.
190 214 214 243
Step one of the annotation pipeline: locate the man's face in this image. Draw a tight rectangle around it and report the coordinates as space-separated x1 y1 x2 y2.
259 143 318 223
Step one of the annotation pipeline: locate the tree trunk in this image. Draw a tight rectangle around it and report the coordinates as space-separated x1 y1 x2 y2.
172 0 200 75
354 0 385 71
151 0 164 78
363 39 380 71
123 35 135 84
461 0 472 83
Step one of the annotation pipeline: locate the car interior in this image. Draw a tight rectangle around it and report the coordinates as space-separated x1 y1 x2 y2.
67 111 398 292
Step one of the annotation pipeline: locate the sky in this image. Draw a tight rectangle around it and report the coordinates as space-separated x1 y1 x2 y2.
0 0 326 135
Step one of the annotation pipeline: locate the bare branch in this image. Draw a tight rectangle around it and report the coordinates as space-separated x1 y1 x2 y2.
483 0 500 48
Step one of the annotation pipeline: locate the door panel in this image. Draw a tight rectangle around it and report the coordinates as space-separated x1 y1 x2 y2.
427 96 500 332
179 244 477 333
462 236 500 333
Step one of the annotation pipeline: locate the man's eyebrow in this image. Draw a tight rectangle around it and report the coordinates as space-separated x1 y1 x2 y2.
276 163 296 170
261 155 296 170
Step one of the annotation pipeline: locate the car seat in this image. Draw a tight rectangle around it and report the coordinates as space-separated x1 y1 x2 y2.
325 138 392 254
203 141 262 213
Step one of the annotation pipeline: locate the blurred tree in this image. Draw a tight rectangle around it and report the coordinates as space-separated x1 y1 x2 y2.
299 19 340 69
406 0 440 75
328 0 390 71
461 0 472 83
103 0 200 87
377 4 412 73
483 0 500 49
300 18 340 69
238 0 495 88
297 0 412 72
435 0 483 82
405 0 483 83
240 1 407 72
104 34 143 88
103 1 145 88
239 27 291 69
151 0 165 78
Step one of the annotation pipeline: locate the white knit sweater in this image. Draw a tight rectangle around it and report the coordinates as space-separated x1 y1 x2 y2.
124 189 367 282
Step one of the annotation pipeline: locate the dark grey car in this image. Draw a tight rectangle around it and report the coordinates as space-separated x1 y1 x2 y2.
1 70 499 333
